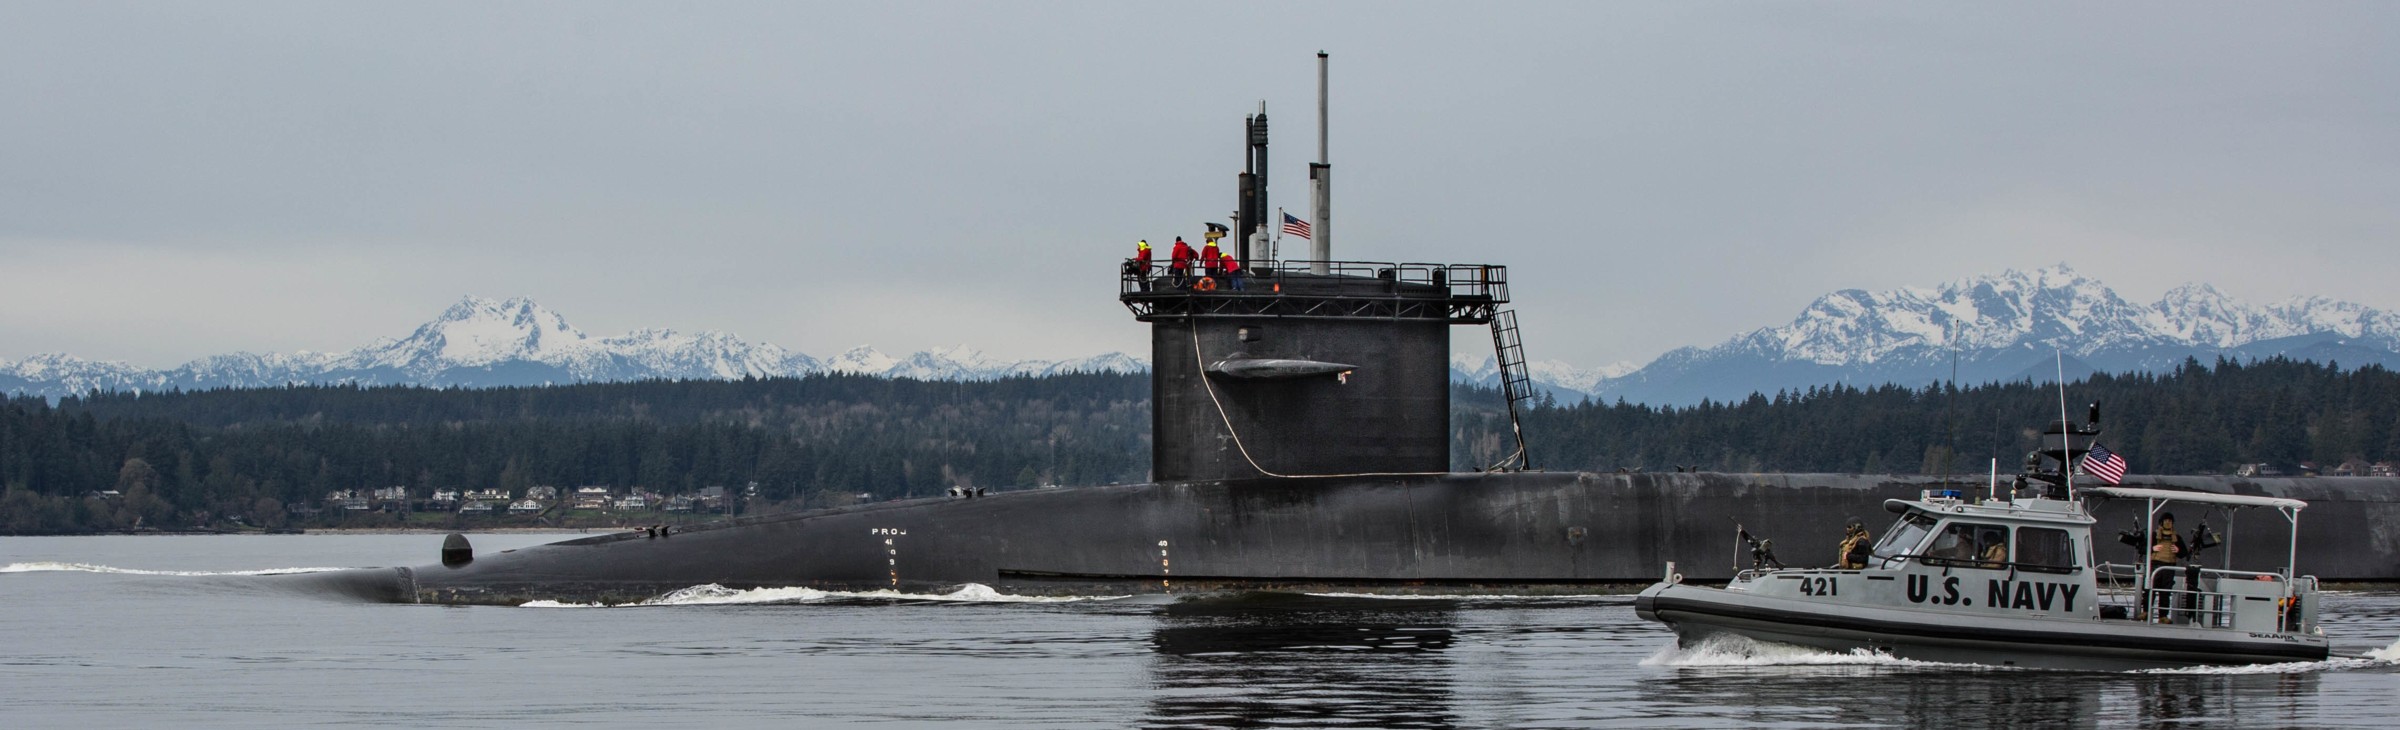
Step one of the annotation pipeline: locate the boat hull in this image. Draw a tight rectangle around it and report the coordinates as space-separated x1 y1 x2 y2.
1636 582 2329 671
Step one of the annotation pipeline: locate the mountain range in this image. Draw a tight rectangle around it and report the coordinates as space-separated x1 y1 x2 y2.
0 296 1147 399
1594 265 2400 405
7 266 2398 404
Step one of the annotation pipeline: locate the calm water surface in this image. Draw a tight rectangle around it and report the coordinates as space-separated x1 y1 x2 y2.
4 534 2397 728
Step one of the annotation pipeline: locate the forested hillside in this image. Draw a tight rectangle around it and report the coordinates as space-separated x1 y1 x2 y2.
1455 357 2400 476
3 374 1149 533
6 359 2396 534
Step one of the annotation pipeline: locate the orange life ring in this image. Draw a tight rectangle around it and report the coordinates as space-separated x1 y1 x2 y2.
1193 276 1218 292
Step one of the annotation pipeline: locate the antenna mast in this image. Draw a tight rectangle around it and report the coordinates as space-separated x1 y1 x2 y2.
1309 52 1332 275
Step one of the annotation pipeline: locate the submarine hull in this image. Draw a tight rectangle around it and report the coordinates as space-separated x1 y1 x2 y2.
359 472 2400 605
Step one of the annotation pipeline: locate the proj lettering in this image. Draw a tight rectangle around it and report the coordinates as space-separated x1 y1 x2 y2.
1986 579 2078 612
1903 574 2077 611
1905 574 1964 605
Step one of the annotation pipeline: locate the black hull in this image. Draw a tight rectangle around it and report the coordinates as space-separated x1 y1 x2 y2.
300 471 2400 606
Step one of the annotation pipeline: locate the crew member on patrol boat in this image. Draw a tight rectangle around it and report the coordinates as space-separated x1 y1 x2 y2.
1835 517 1873 569
1221 254 1245 291
2149 512 2189 621
1977 527 2009 569
2151 513 2188 566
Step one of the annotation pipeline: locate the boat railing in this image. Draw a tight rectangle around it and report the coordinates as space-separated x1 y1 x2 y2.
2095 562 2305 630
1901 553 2082 575
1731 567 1855 582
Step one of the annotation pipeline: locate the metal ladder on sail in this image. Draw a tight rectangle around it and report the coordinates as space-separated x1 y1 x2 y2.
1487 309 1534 470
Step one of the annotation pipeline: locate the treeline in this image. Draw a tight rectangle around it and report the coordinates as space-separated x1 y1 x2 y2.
2 373 1150 533
6 358 2397 534
1455 357 2400 476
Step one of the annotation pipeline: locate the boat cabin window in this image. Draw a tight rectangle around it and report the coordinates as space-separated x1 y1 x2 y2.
1923 521 2011 568
1873 513 1938 564
2014 526 2077 573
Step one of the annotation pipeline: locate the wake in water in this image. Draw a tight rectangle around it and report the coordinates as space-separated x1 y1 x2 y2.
2137 636 2400 675
0 562 347 577
1640 633 1976 670
520 582 1128 608
2370 637 2400 662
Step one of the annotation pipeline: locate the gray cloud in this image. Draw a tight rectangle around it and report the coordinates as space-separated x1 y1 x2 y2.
3 2 2394 369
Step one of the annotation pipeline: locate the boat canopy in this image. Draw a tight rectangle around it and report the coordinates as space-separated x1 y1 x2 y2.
2087 486 2306 511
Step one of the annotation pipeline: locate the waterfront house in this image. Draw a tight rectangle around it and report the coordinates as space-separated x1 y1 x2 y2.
324 489 371 511
2237 463 2286 477
508 499 545 515
571 487 613 510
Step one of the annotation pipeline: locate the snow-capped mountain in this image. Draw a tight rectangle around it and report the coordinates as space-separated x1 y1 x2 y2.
0 296 1145 399
824 344 1146 381
1449 354 1637 400
1599 265 2400 406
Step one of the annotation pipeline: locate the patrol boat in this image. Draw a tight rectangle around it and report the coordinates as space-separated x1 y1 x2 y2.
1636 417 2331 671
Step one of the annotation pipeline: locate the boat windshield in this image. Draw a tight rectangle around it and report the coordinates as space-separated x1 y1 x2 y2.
1872 512 1938 565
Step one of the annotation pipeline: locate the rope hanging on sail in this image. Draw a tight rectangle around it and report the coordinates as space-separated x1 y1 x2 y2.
1188 323 1447 480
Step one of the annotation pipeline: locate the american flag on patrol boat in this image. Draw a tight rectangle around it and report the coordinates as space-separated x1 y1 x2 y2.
2080 443 2128 485
1282 211 1311 240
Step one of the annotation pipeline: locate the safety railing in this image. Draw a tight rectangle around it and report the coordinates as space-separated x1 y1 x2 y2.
2095 562 2300 629
1733 567 1865 583
1119 258 1508 323
1886 553 2082 575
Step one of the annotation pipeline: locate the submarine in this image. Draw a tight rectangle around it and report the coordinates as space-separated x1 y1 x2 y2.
307 57 2400 606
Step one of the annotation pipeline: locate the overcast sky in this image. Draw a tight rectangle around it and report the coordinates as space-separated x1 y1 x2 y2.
3 2 2394 369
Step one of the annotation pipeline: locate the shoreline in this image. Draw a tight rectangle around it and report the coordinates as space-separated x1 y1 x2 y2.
296 527 611 535
11 527 615 537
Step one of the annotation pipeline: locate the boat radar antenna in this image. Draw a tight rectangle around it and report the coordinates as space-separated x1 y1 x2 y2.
2021 353 2100 500
2056 350 2075 495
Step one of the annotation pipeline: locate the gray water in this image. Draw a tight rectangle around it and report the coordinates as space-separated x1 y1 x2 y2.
4 534 2398 729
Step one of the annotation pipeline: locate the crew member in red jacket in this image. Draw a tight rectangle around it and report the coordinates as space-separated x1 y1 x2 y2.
1128 240 1154 292
1200 239 1224 279
1168 237 1195 288
1221 253 1245 291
